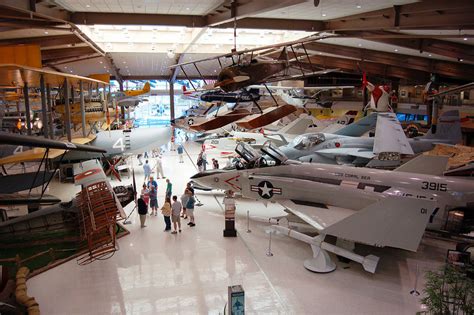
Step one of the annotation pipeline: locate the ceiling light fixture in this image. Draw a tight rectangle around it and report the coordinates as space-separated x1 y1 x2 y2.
356 5 362 9
44 31 48 35
86 4 90 8
321 13 327 17
458 58 464 62
463 37 468 41
394 49 398 52
99 61 103 64
428 54 432 57
358 43 362 47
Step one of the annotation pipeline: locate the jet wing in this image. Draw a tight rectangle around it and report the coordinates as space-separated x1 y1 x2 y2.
280 196 438 252
279 199 355 232
316 148 376 159
374 113 414 155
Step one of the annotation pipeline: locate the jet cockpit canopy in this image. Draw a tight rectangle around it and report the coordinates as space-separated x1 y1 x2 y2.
235 142 261 165
291 133 326 150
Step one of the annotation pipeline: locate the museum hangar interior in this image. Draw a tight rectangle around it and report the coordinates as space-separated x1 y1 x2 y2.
0 1 473 314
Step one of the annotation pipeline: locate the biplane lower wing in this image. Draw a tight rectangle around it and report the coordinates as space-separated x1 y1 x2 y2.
0 171 56 194
0 193 61 205
235 104 297 130
190 109 251 132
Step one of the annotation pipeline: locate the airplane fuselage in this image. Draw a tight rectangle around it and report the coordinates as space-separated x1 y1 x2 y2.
192 162 474 230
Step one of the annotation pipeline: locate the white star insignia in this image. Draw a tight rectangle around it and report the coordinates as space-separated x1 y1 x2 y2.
259 182 272 197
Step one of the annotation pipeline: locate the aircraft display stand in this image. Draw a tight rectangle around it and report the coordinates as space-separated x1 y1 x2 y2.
223 191 237 237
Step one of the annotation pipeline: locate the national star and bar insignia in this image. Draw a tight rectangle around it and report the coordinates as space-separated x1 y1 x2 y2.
251 181 282 199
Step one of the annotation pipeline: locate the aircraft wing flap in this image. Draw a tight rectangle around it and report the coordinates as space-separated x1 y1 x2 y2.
317 148 375 159
279 199 355 232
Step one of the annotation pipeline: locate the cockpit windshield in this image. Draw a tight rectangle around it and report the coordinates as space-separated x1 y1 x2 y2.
292 134 325 150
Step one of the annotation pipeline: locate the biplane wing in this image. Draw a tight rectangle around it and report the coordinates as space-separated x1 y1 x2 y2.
0 193 61 205
169 33 335 69
189 108 251 132
0 133 104 153
235 104 297 130
0 148 65 165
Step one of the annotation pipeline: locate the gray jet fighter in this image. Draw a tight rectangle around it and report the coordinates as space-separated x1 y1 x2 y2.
191 142 474 274
280 110 462 166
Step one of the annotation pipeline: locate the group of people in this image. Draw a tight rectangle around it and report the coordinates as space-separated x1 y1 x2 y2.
137 177 197 234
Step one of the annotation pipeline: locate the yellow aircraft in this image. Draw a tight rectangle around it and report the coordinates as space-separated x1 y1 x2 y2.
124 81 150 97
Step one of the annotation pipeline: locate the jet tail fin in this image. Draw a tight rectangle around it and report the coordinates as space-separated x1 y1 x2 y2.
334 112 377 137
423 110 462 144
278 115 313 135
323 197 437 252
394 154 448 176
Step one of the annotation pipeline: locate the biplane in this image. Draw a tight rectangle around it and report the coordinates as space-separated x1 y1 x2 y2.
0 132 106 212
170 33 339 131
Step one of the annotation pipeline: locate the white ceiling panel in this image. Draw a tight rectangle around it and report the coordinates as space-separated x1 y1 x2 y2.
56 0 222 15
254 0 418 21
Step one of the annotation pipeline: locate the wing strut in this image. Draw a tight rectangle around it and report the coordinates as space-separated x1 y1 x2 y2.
289 45 306 78
242 88 263 114
301 43 314 69
263 83 280 107
193 63 207 85
180 66 197 91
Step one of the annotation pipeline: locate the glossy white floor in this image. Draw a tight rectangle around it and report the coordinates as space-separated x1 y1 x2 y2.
27 140 453 314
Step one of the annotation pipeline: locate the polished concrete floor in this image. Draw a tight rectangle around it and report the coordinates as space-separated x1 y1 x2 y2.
27 139 453 314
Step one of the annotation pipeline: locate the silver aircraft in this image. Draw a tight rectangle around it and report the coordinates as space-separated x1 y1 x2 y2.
191 142 474 274
279 110 462 166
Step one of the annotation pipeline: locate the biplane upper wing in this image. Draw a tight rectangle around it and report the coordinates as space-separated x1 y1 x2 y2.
169 33 336 69
0 133 104 153
264 68 340 84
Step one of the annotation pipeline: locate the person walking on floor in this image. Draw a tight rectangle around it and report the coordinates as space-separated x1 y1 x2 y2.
143 160 152 181
180 188 190 219
147 176 158 190
171 195 182 234
156 153 165 179
161 197 172 231
166 179 172 200
177 144 184 163
149 185 158 216
141 183 150 208
137 197 148 228
186 192 196 227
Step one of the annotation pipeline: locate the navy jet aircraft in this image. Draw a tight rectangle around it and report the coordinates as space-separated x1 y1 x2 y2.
191 142 474 274
280 110 462 166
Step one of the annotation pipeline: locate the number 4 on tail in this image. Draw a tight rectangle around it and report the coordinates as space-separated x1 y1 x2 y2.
113 138 125 152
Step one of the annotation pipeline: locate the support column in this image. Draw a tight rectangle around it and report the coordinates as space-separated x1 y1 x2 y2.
79 80 86 137
46 84 54 139
64 79 72 141
23 83 32 136
39 75 48 139
169 80 175 121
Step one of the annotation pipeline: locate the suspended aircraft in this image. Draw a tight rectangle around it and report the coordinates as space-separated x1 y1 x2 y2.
279 110 462 167
109 82 151 107
190 142 474 273
170 33 339 131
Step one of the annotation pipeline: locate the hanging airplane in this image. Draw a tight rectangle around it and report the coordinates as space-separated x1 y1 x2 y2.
170 33 339 131
190 142 474 274
109 82 151 107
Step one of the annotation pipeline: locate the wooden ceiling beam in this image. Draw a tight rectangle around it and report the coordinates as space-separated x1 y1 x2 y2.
41 46 96 62
304 42 474 80
70 12 206 27
337 30 474 63
0 34 82 47
323 0 474 31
